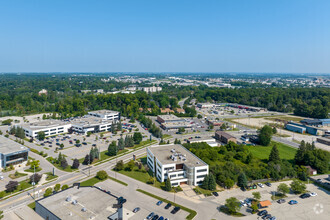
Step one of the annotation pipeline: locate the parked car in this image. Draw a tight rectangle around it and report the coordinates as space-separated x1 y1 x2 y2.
158 217 164 220
258 210 268 216
277 199 286 204
262 214 272 220
212 191 219 197
92 144 96 147
133 207 140 213
240 200 247 207
269 217 277 220
147 212 154 220
288 200 298 205
240 187 246 192
152 215 159 220
265 182 272 187
300 193 311 199
165 203 172 209
171 206 180 214
82 142 87 145
257 183 264 188
310 192 317 197
156 201 163 206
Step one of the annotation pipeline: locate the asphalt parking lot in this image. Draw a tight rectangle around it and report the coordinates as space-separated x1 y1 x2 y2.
96 179 188 220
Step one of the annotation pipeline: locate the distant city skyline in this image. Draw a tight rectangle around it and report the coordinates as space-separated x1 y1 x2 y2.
0 0 330 73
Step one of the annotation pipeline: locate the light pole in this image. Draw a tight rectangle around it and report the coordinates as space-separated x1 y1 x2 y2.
32 165 36 199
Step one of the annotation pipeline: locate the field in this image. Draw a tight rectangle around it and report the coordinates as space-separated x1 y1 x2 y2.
247 141 297 161
266 116 305 122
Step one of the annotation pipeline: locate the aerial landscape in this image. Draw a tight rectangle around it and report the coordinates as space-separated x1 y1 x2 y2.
0 1 329 220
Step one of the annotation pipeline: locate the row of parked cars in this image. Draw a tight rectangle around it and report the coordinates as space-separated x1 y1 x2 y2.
145 200 180 220
258 210 276 220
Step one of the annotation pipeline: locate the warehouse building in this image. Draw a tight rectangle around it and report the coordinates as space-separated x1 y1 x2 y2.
35 186 125 220
300 119 330 127
88 110 120 121
215 131 237 144
147 144 209 186
0 136 29 169
285 122 319 135
20 120 72 138
187 137 218 147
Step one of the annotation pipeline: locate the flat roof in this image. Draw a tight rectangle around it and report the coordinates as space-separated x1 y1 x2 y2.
157 114 183 121
162 122 192 128
21 120 68 131
148 144 207 167
36 186 118 220
0 136 29 155
215 131 236 139
70 116 112 127
188 137 216 143
88 109 119 115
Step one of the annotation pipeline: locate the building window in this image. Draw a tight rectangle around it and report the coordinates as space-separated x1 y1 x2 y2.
178 173 184 177
197 169 207 173
197 174 206 178
172 183 178 186
170 174 176 178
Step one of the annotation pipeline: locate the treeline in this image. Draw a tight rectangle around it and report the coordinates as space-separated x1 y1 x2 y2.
184 141 329 189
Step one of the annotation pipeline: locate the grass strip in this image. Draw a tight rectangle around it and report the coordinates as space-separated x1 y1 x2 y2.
136 189 197 220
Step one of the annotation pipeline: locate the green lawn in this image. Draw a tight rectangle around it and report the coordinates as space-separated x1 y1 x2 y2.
247 141 297 161
28 202 36 210
0 179 33 198
9 172 28 179
45 172 58 181
24 167 42 173
46 157 78 172
80 177 107 186
79 149 129 164
132 139 157 149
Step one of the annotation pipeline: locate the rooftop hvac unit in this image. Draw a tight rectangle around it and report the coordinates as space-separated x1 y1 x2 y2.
82 207 87 212
66 197 71 202
72 200 77 205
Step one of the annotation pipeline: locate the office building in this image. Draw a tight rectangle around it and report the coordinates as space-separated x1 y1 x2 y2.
0 135 29 169
20 120 72 138
215 131 237 144
147 144 209 186
71 116 113 134
88 110 120 121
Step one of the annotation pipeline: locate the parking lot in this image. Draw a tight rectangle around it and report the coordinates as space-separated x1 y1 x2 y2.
96 179 188 220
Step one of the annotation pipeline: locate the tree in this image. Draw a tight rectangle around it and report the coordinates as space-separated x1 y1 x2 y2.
290 179 306 194
37 131 46 140
252 192 261 201
259 125 273 146
108 141 118 156
1 119 13 125
224 178 235 189
72 158 80 169
237 173 247 188
201 174 209 190
5 181 18 192
277 183 290 195
87 131 92 137
0 210 3 219
269 145 281 164
178 127 185 133
61 184 69 190
54 184 61 192
30 173 42 183
133 132 143 144
118 137 124 150
165 178 172 191
197 114 203 119
225 197 240 214
96 170 108 180
250 201 259 213
208 173 216 191
115 160 124 171
60 143 64 149
30 160 40 169
76 140 80 144
44 187 53 197
61 158 68 169
272 127 277 134
126 160 135 171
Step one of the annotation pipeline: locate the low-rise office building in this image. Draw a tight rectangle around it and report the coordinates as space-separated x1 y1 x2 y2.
88 110 120 121
35 186 125 220
71 116 113 134
160 122 193 131
137 86 162 93
215 131 237 144
157 114 185 124
20 120 72 138
0 136 29 169
147 144 209 186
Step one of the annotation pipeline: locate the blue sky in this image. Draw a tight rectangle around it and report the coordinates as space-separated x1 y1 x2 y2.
0 0 329 73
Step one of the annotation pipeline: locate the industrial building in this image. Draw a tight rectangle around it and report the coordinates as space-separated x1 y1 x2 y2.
35 186 125 220
187 137 218 147
215 131 237 144
156 114 185 124
285 122 319 135
147 144 209 186
87 110 120 121
20 120 72 138
300 119 330 127
0 136 29 169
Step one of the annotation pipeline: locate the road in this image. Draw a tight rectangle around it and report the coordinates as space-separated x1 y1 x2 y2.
178 97 189 108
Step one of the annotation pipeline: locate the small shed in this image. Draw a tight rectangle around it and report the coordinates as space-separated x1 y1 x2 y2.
304 165 317 175
259 200 272 209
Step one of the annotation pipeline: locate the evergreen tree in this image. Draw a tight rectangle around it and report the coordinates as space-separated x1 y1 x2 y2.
72 158 80 169
237 172 248 188
208 173 216 191
118 137 124 150
258 125 273 146
83 154 90 165
108 141 118 156
269 145 281 164
165 178 172 191
61 158 68 169
201 174 209 190
133 132 143 144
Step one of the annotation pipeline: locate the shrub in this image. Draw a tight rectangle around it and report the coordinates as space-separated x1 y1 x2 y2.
30 173 42 184
61 185 69 190
96 170 108 180
6 181 18 192
44 188 53 197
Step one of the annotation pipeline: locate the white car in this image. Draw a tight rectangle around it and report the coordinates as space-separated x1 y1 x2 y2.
258 183 264 188
240 200 247 206
310 192 317 197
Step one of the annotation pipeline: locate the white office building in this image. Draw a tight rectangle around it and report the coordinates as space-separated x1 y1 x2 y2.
71 116 113 134
88 110 121 121
20 120 72 138
147 144 209 186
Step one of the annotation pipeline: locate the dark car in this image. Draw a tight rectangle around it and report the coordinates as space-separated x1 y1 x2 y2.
152 215 159 220
147 212 154 220
262 214 272 220
171 206 181 214
40 143 45 146
212 191 219 197
300 193 311 199
258 210 268 216
133 207 140 213
277 199 286 204
75 144 81 147
265 182 272 187
156 200 163 206
56 143 60 146
82 142 87 145
240 187 246 192
49 145 52 147
92 144 96 147
158 217 164 220
164 203 172 209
